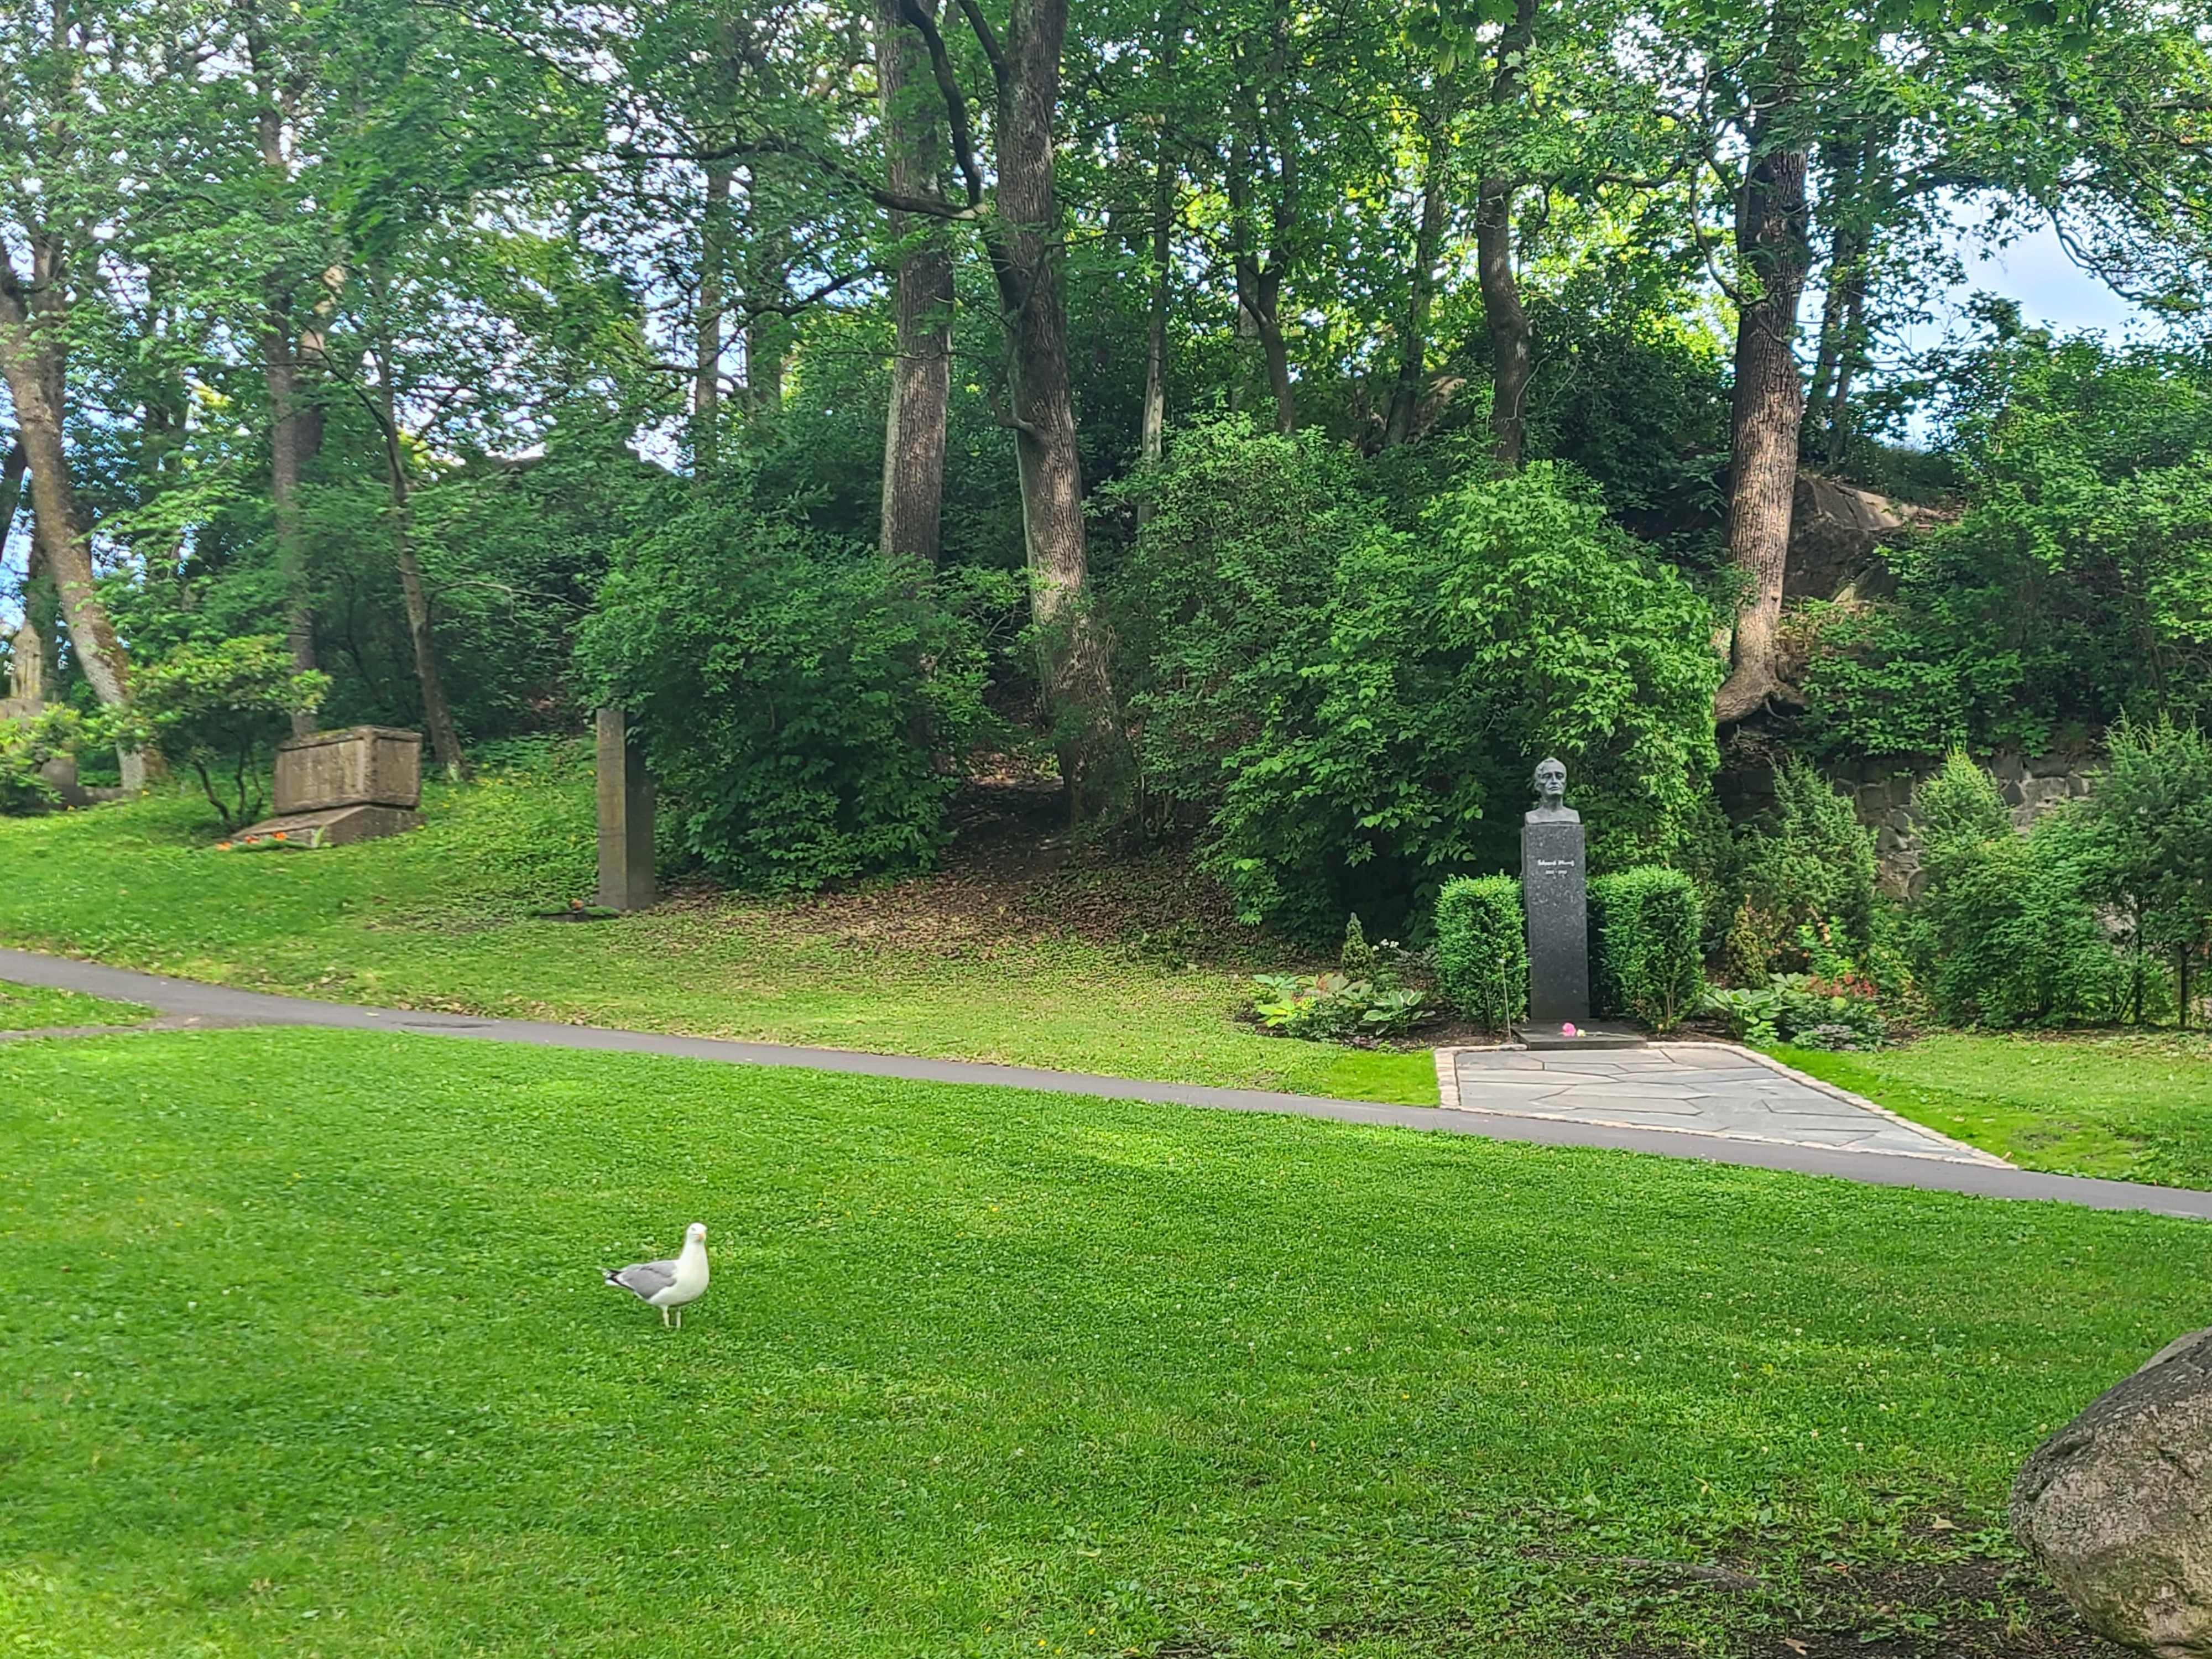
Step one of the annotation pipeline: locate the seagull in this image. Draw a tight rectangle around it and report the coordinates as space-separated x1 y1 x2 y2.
603 1222 709 1327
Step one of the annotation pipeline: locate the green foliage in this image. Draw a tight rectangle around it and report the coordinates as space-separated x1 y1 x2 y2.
1589 866 1704 1032
1725 759 1878 983
1704 975 1888 1051
1910 753 2127 1028
0 707 83 815
1247 972 1433 1041
1124 431 1720 937
1803 330 2212 758
90 636 327 830
2075 718 2212 1024
1248 915 1437 1042
575 491 987 893
1434 874 1527 1031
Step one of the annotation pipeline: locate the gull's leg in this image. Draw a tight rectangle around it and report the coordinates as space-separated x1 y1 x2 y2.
661 1305 671 1328
674 1306 683 1329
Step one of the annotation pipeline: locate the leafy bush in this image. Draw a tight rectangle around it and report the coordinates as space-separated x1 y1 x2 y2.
1725 758 1877 983
1434 874 1527 1031
1703 975 1887 1050
1248 973 1433 1042
89 636 327 829
1123 431 1721 937
0 707 82 815
1589 866 1704 1032
576 491 987 892
1801 326 2212 757
1909 752 2127 1026
2075 719 2212 1027
1247 914 1438 1042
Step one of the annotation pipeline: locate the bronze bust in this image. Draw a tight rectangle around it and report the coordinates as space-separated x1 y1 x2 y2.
1526 756 1579 823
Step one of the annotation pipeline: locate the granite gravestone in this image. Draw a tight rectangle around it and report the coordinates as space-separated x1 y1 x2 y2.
595 707 656 912
1521 757 1590 1025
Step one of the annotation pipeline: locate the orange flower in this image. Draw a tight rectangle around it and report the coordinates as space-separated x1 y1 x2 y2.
216 841 233 851
272 831 287 842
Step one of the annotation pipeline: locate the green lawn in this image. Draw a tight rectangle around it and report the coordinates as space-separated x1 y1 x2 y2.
0 766 1434 1105
3 1027 2200 1656
0 982 151 1031
1780 1032 2212 1189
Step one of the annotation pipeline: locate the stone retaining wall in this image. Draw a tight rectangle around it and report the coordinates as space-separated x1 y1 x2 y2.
1834 750 2099 899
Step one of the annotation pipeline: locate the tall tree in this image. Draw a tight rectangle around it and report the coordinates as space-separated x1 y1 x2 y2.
1473 0 1538 467
0 0 140 750
239 13 337 734
897 0 1129 816
876 0 954 561
1709 1 1813 725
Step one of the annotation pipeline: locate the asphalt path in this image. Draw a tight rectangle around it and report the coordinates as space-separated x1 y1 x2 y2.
5 946 2209 1222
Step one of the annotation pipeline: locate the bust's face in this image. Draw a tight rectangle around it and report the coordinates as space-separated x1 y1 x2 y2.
1534 759 1567 804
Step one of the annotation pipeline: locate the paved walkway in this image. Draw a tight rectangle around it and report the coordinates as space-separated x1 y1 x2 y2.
1442 1045 2006 1165
4 946 2209 1220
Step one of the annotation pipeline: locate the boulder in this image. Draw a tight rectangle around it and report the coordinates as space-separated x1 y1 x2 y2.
2012 1327 2212 1656
1785 474 1908 600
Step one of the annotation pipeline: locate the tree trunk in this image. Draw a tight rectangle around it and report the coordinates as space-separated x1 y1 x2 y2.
988 0 1127 820
249 28 326 736
373 363 466 782
1824 265 1869 466
1475 0 1537 468
1136 134 1172 523
1232 252 1293 436
0 274 131 715
265 333 322 735
1 439 47 703
1140 129 1172 464
1713 131 1812 725
1383 114 1451 448
693 162 732 472
1476 180 1530 468
876 0 954 562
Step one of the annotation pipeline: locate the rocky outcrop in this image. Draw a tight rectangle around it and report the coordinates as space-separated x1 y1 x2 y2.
1786 474 1912 602
2012 1327 2212 1657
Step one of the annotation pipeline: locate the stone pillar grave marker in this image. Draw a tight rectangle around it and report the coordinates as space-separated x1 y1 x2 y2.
595 708 655 912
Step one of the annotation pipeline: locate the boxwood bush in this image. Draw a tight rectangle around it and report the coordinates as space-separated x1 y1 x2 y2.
1589 866 1705 1031
1435 875 1527 1031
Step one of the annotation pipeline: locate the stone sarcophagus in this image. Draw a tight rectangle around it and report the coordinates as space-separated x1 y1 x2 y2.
274 726 424 815
237 726 425 848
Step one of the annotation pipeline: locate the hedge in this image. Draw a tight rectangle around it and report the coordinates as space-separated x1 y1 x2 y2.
1589 865 1704 1032
1435 875 1527 1031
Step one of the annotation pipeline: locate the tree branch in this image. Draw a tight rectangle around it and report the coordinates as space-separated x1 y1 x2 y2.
896 0 989 207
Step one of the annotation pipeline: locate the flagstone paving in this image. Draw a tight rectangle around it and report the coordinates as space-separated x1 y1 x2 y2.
1443 1042 2005 1164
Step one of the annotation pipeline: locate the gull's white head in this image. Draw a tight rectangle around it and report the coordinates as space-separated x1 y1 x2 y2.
686 1222 708 1245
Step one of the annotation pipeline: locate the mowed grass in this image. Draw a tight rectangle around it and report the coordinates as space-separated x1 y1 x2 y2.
4 1028 2207 1656
0 769 1433 1105
1781 1032 2212 1189
0 982 151 1031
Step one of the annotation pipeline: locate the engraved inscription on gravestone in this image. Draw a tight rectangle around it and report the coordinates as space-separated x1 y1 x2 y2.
1521 757 1590 1025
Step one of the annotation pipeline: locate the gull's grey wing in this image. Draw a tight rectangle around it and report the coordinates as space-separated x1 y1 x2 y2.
606 1258 677 1299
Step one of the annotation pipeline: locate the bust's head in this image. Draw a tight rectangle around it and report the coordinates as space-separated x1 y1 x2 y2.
1533 757 1567 808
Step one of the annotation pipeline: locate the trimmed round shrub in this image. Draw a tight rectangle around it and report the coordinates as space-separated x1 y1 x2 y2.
1589 866 1704 1031
1436 874 1527 1031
